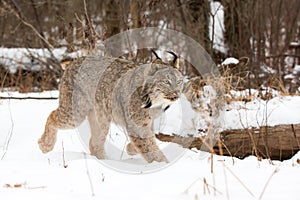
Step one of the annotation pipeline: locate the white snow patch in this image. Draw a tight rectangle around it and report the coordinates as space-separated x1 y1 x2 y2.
222 57 239 66
0 47 67 73
290 41 300 47
0 47 90 73
261 65 277 74
223 96 300 130
293 65 300 73
284 74 295 79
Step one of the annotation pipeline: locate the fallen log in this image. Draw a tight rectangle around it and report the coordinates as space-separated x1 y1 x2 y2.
156 124 300 161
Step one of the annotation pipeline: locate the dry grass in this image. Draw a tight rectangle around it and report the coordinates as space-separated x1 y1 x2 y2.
0 65 60 93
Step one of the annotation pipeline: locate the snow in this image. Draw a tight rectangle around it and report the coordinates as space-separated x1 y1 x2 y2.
284 74 295 79
260 65 277 74
0 47 87 73
160 89 300 133
221 57 239 66
223 95 300 130
1 91 300 199
293 65 300 73
0 47 65 73
290 42 300 47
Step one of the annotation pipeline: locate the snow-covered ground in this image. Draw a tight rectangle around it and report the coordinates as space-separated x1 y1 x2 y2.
1 91 300 199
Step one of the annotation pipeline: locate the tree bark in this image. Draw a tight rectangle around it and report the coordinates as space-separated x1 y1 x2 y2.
156 124 300 161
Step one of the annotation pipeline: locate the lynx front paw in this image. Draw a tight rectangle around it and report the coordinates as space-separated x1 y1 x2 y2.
89 145 106 160
143 151 169 163
126 142 139 155
38 135 56 153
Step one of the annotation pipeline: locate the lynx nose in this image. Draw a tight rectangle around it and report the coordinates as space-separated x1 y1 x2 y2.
165 91 179 101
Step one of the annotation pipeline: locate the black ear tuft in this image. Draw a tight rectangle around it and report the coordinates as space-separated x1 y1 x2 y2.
151 49 161 60
167 51 179 69
149 50 164 75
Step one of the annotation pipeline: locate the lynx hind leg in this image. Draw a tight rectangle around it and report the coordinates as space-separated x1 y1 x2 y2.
129 135 168 163
38 109 76 153
88 112 109 160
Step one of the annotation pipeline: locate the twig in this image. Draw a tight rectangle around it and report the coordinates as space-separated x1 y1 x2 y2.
62 141 68 168
2 0 61 70
209 3 222 54
203 178 208 195
205 178 223 195
222 162 230 200
1 99 14 160
237 107 261 159
258 168 279 200
2 0 53 49
183 177 201 194
184 177 222 196
0 96 58 100
210 153 214 173
291 124 300 149
223 162 254 197
4 182 46 189
219 139 235 165
83 152 95 196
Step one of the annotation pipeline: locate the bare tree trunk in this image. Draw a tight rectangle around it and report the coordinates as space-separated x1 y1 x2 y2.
223 0 252 58
129 0 151 63
130 0 141 29
179 0 210 50
104 0 120 38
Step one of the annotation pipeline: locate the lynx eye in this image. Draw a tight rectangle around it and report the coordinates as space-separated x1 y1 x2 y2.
177 80 183 85
163 79 170 84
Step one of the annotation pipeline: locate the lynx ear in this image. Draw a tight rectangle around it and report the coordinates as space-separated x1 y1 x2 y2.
167 51 180 69
151 50 164 64
148 50 164 75
151 49 160 60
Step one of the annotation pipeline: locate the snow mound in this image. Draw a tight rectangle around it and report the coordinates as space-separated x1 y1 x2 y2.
221 57 239 66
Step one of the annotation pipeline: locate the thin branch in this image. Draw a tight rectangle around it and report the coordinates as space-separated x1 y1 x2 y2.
222 161 230 200
62 141 68 168
1 99 14 160
223 162 255 197
183 177 222 195
2 0 54 49
258 168 279 200
0 97 58 100
83 152 95 196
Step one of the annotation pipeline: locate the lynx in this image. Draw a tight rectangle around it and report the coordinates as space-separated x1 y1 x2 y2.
38 51 184 163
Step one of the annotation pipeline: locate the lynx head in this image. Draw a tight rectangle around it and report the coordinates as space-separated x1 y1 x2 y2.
140 51 183 110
